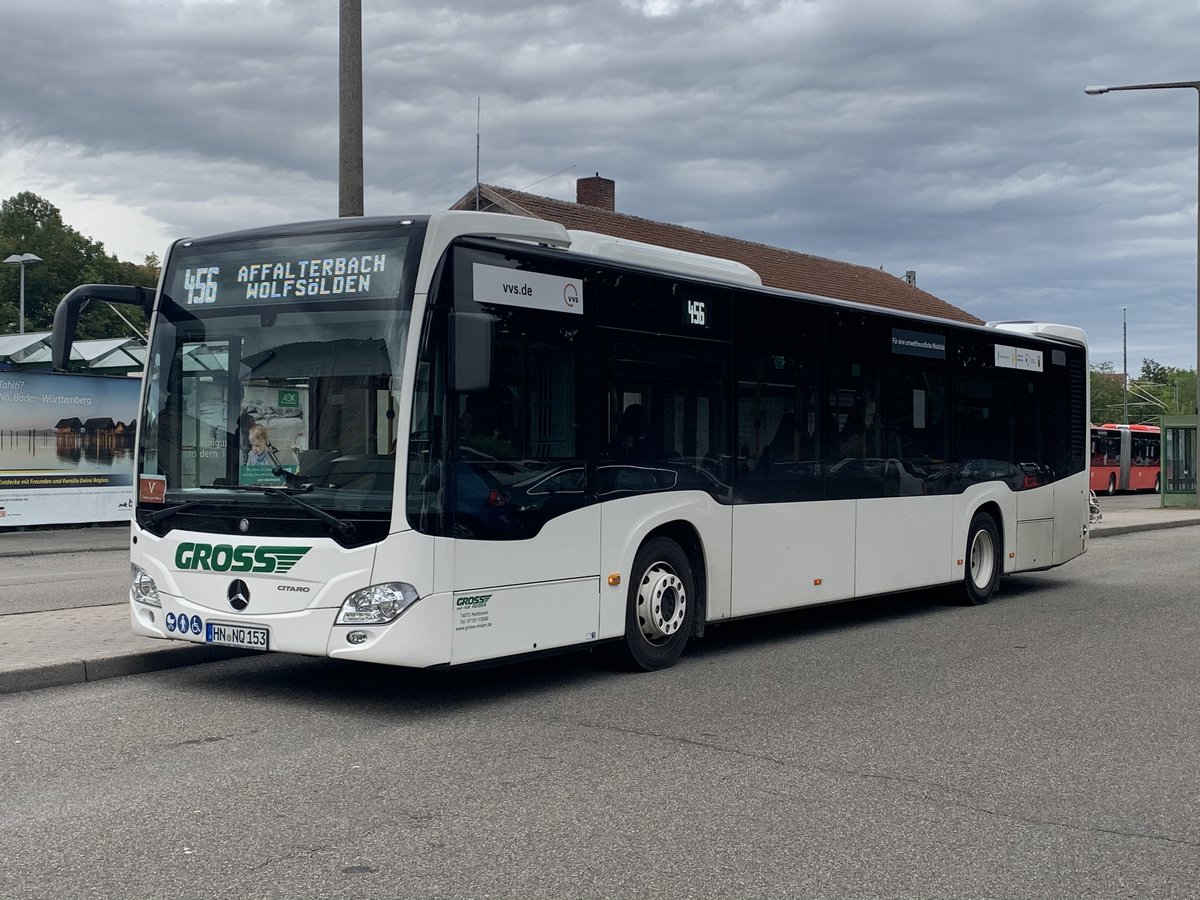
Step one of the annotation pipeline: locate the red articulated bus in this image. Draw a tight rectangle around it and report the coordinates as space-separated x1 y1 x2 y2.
1090 423 1161 494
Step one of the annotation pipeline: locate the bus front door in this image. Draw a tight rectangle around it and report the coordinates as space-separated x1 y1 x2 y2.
447 301 600 665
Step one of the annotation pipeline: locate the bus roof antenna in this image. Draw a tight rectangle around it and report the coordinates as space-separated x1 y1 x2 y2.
475 97 481 211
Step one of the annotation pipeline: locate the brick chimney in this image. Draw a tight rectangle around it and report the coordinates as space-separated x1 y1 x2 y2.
576 173 615 210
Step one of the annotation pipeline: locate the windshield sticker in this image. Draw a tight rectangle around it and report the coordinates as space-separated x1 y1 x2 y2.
995 344 1044 372
139 475 166 504
472 263 583 315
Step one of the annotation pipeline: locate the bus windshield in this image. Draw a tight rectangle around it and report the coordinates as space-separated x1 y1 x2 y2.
136 224 421 540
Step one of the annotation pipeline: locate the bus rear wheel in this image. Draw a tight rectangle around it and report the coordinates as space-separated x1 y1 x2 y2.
961 511 1000 605
621 537 695 671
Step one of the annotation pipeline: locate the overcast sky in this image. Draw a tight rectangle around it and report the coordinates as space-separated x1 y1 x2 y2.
2 0 1198 370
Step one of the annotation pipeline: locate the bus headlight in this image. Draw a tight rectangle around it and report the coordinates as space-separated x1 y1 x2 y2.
130 564 161 607
336 582 420 625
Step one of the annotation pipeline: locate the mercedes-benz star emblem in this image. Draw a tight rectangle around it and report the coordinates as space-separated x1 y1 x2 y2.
238 518 250 533
228 579 250 611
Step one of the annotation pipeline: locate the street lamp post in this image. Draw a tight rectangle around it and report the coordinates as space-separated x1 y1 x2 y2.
2 252 42 335
1086 81 1200 507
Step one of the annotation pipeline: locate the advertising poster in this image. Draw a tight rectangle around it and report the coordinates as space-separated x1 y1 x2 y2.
0 372 140 528
236 384 307 486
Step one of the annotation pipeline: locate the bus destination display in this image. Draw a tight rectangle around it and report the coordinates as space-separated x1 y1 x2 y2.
169 239 406 307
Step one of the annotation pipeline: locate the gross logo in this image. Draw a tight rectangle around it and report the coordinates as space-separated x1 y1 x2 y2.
228 579 250 611
175 543 311 574
456 594 491 608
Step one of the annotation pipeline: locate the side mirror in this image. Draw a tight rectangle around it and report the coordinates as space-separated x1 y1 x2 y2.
52 284 153 371
449 312 493 393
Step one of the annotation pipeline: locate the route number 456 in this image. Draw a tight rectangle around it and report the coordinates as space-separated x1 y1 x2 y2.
687 298 706 326
183 267 220 305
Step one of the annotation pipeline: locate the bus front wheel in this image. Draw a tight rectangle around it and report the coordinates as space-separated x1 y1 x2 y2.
962 512 1000 606
621 537 695 671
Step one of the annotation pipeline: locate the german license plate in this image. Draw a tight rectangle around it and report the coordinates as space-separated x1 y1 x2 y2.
205 622 269 651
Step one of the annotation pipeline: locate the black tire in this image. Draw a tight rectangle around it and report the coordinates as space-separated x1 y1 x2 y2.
1106 474 1117 495
1154 474 1161 494
620 537 695 671
961 511 1000 606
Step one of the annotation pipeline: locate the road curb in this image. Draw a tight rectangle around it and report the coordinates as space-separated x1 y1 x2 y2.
0 645 256 695
1091 520 1200 538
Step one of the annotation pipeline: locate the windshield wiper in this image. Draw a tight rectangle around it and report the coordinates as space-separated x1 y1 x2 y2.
202 483 357 540
143 498 231 526
265 444 310 490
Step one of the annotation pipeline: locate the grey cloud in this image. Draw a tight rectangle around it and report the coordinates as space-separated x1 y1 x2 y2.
1 0 1198 366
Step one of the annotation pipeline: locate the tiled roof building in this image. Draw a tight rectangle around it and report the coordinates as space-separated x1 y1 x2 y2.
451 175 981 325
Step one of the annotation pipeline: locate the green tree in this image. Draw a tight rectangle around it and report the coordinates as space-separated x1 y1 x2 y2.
1090 361 1125 425
1132 357 1197 419
0 191 155 340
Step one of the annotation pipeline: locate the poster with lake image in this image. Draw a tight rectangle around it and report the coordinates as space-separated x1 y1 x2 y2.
0 371 140 527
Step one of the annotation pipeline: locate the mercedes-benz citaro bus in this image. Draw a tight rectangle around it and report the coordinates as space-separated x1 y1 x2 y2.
51 211 1090 671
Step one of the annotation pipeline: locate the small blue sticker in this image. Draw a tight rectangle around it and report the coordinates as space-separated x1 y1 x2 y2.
165 612 177 632
190 615 203 636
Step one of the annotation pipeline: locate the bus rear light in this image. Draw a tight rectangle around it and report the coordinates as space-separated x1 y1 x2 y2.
486 490 509 508
336 582 420 625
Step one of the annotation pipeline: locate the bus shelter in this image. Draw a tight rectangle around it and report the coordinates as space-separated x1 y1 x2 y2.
1161 415 1197 508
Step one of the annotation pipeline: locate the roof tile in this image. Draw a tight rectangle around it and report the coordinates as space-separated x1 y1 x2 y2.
451 184 981 325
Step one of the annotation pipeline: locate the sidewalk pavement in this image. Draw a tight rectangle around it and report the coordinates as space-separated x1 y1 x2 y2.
3 507 1199 695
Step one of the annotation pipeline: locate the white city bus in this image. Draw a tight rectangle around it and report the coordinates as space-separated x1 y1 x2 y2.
52 211 1090 671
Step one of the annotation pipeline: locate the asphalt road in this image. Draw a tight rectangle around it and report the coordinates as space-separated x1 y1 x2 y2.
0 549 129 616
1 526 1198 899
